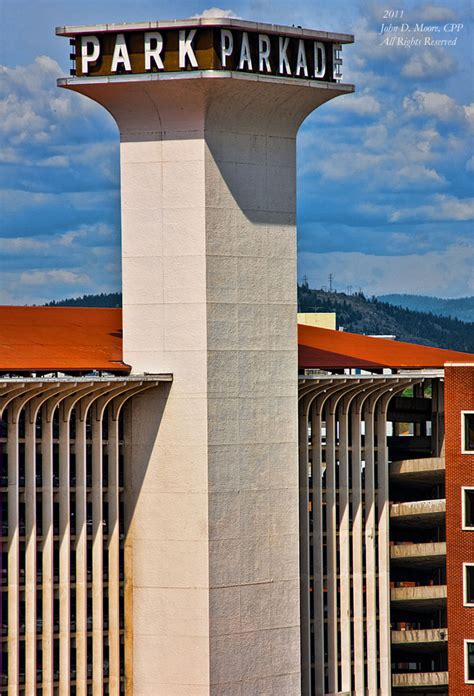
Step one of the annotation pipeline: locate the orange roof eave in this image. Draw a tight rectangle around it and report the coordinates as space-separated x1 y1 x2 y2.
0 306 129 373
298 324 474 370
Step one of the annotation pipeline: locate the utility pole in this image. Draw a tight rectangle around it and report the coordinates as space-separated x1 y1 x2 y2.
329 273 333 293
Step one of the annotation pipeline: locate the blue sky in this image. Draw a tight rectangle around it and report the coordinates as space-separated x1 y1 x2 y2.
0 0 473 303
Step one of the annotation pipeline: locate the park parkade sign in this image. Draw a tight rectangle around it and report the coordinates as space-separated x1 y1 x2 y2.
63 22 350 83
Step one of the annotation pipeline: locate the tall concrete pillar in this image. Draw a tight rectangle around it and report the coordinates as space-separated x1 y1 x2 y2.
58 19 353 694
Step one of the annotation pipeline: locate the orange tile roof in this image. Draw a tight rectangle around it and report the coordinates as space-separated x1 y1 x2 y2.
0 306 471 373
0 307 129 373
298 324 474 370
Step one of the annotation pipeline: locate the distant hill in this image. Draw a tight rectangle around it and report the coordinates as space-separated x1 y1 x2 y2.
298 286 474 353
44 288 474 354
379 294 474 323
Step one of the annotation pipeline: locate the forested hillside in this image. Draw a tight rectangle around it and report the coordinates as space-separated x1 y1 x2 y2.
298 286 474 353
43 288 474 353
45 292 122 308
379 294 474 323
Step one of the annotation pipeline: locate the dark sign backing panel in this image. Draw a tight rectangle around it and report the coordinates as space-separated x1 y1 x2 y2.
71 27 342 83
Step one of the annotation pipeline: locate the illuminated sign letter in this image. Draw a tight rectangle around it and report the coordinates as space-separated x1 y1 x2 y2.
258 34 271 72
111 33 131 72
238 32 252 70
278 36 291 75
144 32 164 70
295 39 308 77
179 29 198 68
333 44 343 80
221 29 233 67
313 42 326 78
81 35 100 74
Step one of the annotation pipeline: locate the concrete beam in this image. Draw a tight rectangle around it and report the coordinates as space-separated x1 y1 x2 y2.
392 671 448 687
390 542 446 567
391 628 448 645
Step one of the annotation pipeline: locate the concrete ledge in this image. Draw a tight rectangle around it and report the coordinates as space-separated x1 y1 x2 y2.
390 542 446 566
392 671 448 687
391 585 447 602
390 498 445 522
390 457 445 483
392 628 448 645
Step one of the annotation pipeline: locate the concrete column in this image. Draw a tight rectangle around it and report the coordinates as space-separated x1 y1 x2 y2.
351 401 365 695
310 403 324 696
298 398 312 695
338 400 352 693
108 411 121 696
364 401 378 694
59 408 71 695
75 409 88 695
61 69 350 693
376 401 391 696
7 413 19 695
91 411 104 695
325 403 338 693
25 411 37 694
41 403 55 696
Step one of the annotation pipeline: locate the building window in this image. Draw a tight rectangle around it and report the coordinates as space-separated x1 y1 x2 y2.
462 412 474 453
465 640 474 683
463 488 474 530
465 564 474 606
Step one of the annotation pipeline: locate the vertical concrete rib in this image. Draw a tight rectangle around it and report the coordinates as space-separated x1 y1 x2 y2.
107 410 120 696
25 407 37 694
299 399 312 696
91 405 103 696
325 400 338 693
41 401 55 696
310 401 324 696
338 398 352 693
75 405 88 696
123 400 133 696
351 399 365 695
7 411 19 695
58 404 71 695
363 398 378 694
376 396 391 696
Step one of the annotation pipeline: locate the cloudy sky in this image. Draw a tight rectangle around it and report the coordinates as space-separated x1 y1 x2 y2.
0 0 473 304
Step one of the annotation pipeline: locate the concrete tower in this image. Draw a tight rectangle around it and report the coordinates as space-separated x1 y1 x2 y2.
57 18 353 694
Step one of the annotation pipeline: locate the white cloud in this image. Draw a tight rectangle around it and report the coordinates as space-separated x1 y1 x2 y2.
0 223 116 255
417 4 457 21
464 103 474 127
19 269 91 286
389 194 474 222
0 56 113 164
402 48 456 79
397 164 445 183
299 242 474 297
0 237 47 253
403 90 470 123
331 90 381 115
193 7 240 19
305 121 442 184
